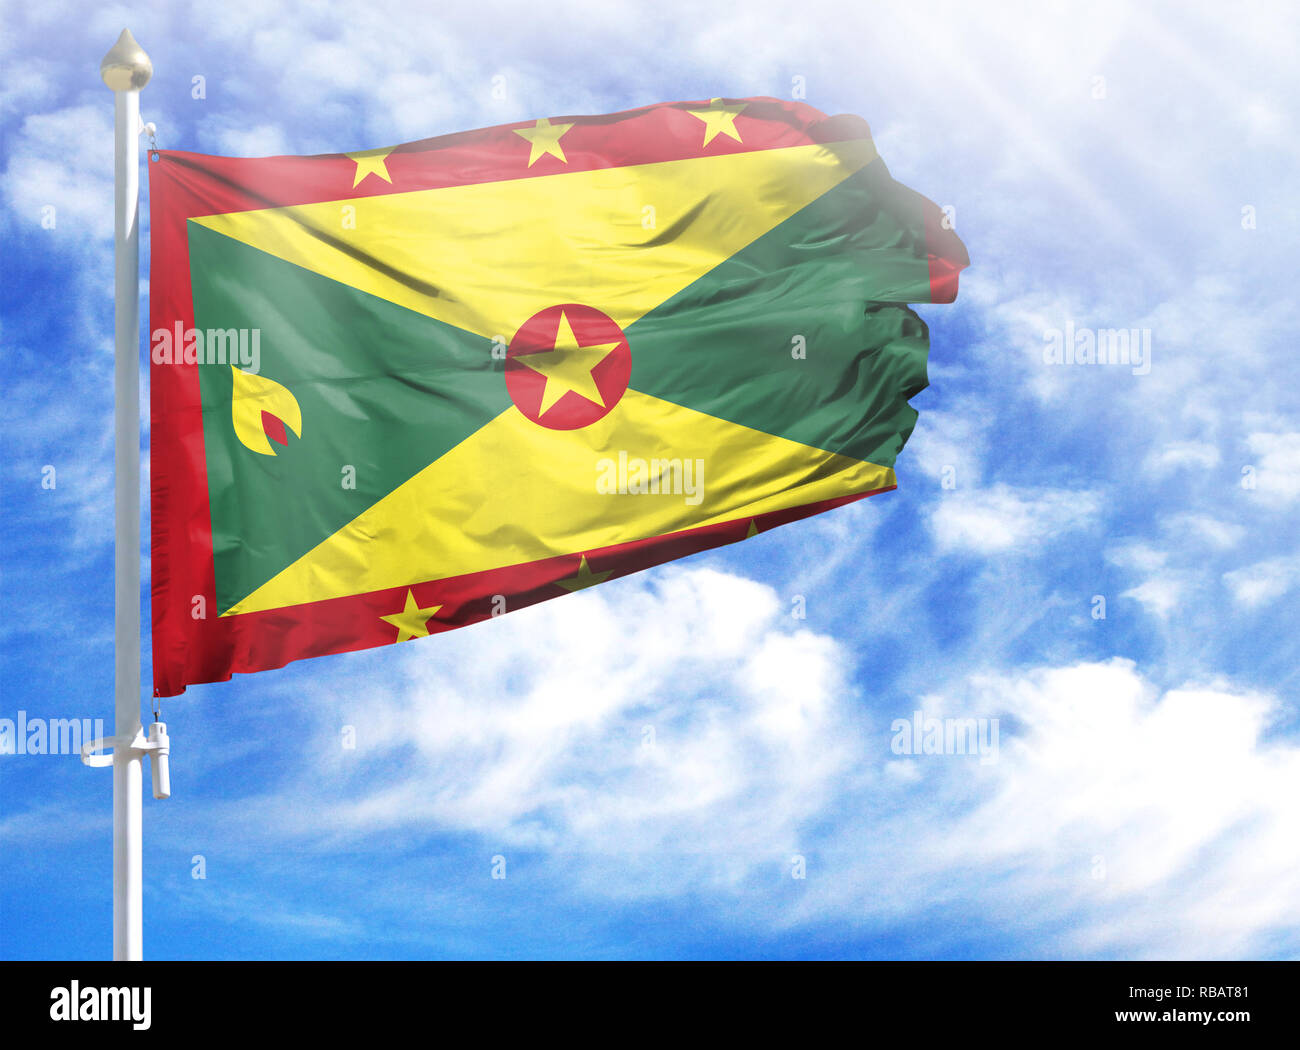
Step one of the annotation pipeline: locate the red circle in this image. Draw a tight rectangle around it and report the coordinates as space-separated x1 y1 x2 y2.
505 304 631 430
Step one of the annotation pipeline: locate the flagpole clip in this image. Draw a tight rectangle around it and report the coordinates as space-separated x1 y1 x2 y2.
139 119 158 160
81 722 171 800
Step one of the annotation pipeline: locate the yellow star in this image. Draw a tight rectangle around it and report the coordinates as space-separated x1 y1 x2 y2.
687 98 747 146
512 117 574 167
556 555 611 593
746 520 759 538
347 147 394 188
380 589 442 642
519 310 620 416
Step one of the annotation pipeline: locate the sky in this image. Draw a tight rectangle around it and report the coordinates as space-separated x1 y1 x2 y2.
1 0 1298 960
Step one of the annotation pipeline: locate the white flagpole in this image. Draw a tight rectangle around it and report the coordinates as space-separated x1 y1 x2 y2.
100 28 152 962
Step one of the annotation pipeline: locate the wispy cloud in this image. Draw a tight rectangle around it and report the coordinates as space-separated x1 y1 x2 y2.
928 484 1102 555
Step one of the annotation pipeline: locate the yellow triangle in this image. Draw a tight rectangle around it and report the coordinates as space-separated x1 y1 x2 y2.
223 392 893 615
192 140 877 340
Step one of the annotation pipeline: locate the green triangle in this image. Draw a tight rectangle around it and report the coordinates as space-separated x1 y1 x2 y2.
626 162 938 468
187 222 512 615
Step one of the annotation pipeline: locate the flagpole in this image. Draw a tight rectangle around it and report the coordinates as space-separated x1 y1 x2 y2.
101 28 152 962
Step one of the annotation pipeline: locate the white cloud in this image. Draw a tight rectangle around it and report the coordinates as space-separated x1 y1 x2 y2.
945 661 1300 956
0 58 55 120
1223 555 1300 608
1144 441 1221 477
1121 574 1187 620
276 566 859 887
796 659 1300 958
2 103 116 240
204 120 291 158
907 408 985 488
1246 432 1300 505
1105 541 1167 573
1161 512 1244 550
928 483 1101 555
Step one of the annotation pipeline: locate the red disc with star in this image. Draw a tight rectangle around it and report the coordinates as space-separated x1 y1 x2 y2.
505 304 631 430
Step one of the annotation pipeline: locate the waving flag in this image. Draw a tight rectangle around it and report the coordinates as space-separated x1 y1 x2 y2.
148 96 968 696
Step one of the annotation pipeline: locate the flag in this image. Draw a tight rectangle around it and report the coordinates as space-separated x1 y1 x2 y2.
148 96 968 696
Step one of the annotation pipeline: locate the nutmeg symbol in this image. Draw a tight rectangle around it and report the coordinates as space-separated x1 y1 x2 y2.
230 365 302 456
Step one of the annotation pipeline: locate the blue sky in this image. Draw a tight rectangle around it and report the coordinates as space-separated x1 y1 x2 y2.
2 0 1298 960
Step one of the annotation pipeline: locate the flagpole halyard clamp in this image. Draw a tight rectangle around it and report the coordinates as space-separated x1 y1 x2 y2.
140 118 159 161
81 721 171 800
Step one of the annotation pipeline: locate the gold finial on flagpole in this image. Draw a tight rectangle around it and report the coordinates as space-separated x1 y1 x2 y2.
100 28 152 91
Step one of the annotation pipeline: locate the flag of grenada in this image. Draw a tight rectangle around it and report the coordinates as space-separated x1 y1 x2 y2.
148 96 968 697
